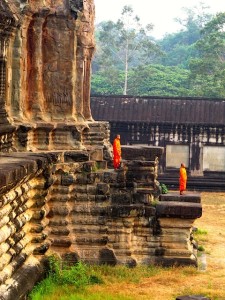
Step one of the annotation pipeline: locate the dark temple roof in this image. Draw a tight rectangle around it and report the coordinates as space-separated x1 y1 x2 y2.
91 95 225 125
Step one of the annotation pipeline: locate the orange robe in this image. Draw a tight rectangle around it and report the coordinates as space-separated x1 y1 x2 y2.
113 137 121 169
179 166 187 192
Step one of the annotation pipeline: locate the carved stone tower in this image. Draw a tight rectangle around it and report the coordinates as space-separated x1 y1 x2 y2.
0 0 109 152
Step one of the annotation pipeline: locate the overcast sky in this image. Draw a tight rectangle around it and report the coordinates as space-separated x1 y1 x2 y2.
94 0 225 38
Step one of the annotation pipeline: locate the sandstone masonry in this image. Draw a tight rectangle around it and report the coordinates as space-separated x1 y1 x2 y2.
0 1 202 299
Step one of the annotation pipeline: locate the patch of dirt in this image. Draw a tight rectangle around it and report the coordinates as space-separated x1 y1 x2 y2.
195 192 225 272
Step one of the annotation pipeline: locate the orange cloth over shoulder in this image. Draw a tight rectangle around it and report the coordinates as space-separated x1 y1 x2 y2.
179 164 187 192
113 135 121 169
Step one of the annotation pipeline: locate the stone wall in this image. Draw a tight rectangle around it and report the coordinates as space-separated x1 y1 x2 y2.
0 147 202 299
0 153 56 299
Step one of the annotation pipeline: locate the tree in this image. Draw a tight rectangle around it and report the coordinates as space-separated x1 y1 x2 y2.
91 69 125 95
128 65 191 97
94 5 161 95
159 3 213 68
189 12 225 97
91 64 192 97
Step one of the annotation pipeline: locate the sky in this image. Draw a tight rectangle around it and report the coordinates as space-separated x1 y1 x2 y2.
94 0 225 38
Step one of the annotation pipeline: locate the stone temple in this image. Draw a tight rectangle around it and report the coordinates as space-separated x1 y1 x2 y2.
0 1 202 299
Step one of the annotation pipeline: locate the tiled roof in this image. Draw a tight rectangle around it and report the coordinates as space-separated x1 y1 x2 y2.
91 95 225 125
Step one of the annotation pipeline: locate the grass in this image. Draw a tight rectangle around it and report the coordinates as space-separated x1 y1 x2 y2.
29 260 161 300
193 227 208 252
29 192 225 300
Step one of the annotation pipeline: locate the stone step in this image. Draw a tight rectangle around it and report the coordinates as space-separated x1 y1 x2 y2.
135 187 155 194
160 192 201 203
156 201 202 219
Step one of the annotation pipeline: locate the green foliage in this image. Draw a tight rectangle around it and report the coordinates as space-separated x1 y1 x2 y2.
29 259 162 300
160 183 168 194
195 228 208 235
90 264 160 284
128 64 191 96
193 228 208 254
92 4 225 98
159 3 212 68
188 12 225 97
91 69 125 95
198 245 205 252
29 257 103 300
58 292 133 300
94 5 162 95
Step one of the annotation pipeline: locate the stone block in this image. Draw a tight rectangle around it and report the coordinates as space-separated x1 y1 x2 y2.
103 171 120 183
61 173 75 186
87 147 103 161
111 204 145 218
111 193 132 205
95 195 109 202
64 151 89 162
156 201 202 219
145 206 157 217
33 124 54 150
155 256 197 267
49 228 70 236
132 193 151 204
75 236 108 245
99 248 117 265
158 217 195 228
97 183 109 195
33 243 49 254
121 145 164 161
176 296 210 300
51 238 72 247
160 192 201 203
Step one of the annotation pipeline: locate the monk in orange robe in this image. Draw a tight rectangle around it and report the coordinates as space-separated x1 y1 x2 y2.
113 134 121 169
179 163 187 195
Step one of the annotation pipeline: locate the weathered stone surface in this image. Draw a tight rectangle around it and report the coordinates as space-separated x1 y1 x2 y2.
0 0 203 299
122 145 164 161
160 192 201 203
176 296 210 300
0 257 44 300
156 201 202 219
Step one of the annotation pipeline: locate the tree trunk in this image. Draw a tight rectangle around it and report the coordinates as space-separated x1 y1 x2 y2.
123 39 129 95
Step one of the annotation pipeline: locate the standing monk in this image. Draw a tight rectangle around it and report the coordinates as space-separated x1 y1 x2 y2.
179 163 187 195
113 134 121 170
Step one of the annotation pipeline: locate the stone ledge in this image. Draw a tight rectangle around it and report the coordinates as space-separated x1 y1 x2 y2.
121 145 164 161
160 192 201 203
111 204 156 218
64 151 90 162
156 201 202 219
155 256 197 267
0 256 44 300
0 152 59 196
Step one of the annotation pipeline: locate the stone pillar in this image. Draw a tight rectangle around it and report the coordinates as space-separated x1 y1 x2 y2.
0 57 7 124
0 1 18 151
156 192 202 266
26 14 46 121
82 47 94 120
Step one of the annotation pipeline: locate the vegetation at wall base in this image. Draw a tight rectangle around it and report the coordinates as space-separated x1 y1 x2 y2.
28 262 215 300
28 257 103 300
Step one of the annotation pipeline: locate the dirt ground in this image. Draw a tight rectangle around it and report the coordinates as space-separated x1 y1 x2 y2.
89 192 225 300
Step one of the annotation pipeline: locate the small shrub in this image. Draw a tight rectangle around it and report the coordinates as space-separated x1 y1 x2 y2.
198 245 205 252
29 257 103 299
195 228 208 235
160 183 168 194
